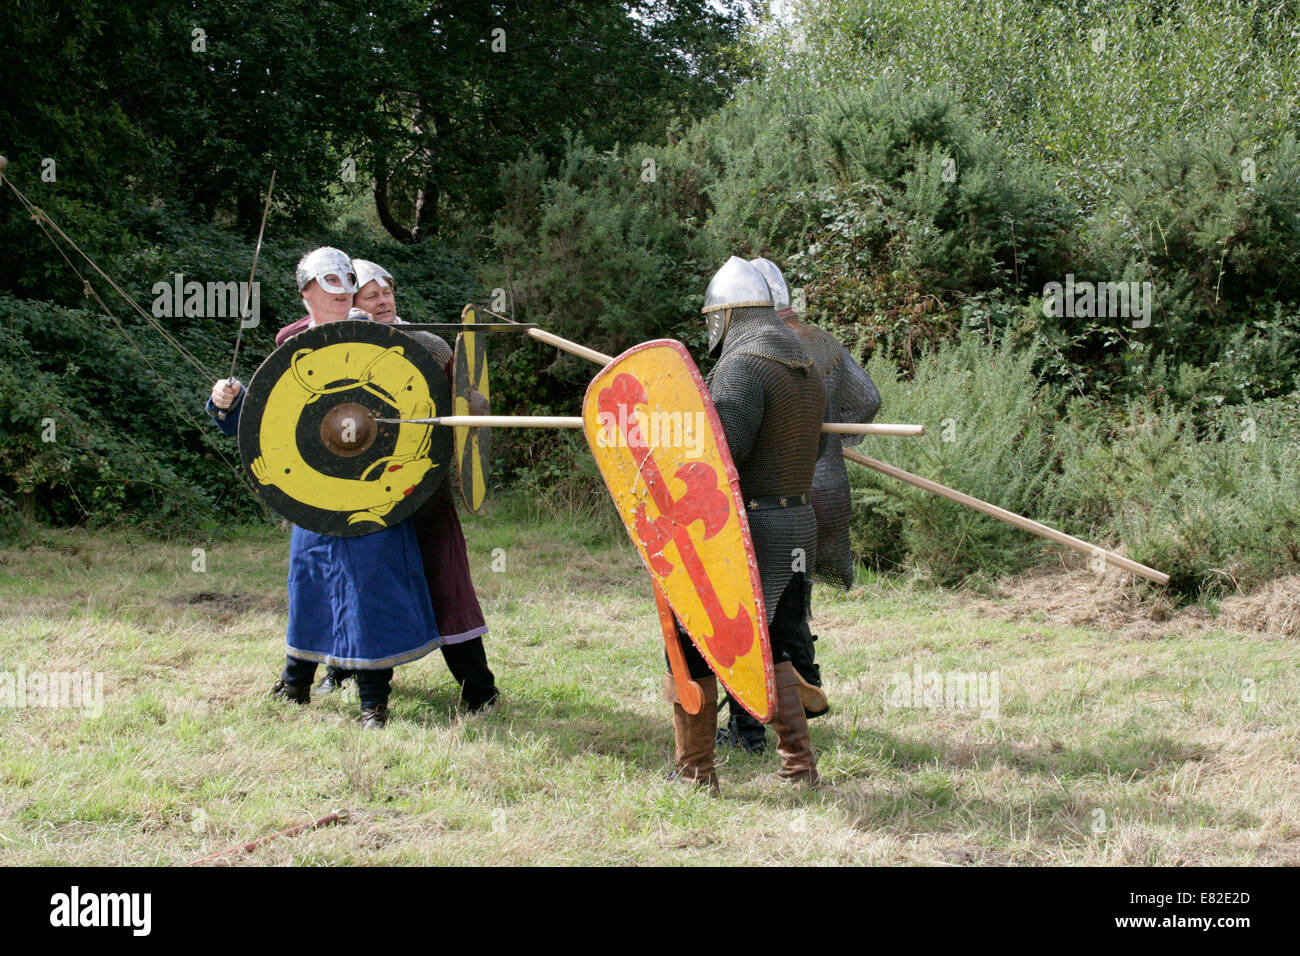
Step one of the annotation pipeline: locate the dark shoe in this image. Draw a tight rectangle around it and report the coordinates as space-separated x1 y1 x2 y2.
270 679 310 705
716 709 768 753
462 686 499 714
315 670 352 696
357 706 388 729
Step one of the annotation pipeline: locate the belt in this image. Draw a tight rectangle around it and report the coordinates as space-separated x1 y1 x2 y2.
744 493 809 512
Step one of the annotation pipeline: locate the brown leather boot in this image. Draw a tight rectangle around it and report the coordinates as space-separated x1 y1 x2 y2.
663 672 719 794
771 661 819 784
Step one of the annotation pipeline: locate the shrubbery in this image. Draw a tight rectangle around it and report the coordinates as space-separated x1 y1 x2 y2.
487 138 722 489
848 333 1061 584
6 0 1300 599
0 217 476 534
850 335 1300 596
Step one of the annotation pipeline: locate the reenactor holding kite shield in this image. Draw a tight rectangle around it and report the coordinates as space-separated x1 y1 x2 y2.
661 256 829 788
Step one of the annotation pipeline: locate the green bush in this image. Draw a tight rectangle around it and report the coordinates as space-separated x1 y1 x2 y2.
1051 394 1300 595
488 137 722 487
0 298 239 533
848 332 1062 584
0 216 476 532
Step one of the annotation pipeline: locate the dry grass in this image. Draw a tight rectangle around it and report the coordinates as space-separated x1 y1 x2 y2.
1 513 1297 866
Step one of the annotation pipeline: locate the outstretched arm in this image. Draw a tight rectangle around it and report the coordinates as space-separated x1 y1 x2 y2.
838 348 881 447
205 378 243 436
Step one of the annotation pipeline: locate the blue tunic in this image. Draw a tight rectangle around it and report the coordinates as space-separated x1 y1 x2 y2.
206 395 442 669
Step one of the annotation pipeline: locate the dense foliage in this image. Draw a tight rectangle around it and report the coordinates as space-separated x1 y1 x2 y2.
4 0 1298 596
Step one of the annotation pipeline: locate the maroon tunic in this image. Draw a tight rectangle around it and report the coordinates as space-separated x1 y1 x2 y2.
413 502 488 644
275 316 312 346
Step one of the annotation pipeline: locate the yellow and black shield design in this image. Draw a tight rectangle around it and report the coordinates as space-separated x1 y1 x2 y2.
237 320 452 536
453 304 490 513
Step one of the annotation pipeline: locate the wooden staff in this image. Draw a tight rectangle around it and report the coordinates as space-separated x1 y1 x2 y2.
384 415 586 428
487 310 1165 582
842 448 1169 585
381 417 924 436
479 308 617 365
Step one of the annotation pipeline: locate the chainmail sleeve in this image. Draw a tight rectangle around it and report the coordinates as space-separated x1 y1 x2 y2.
838 349 881 448
403 329 453 369
707 355 766 466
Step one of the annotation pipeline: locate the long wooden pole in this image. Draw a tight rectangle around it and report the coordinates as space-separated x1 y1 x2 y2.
385 415 923 436
525 327 616 366
841 448 1169 585
394 415 586 428
489 309 1166 584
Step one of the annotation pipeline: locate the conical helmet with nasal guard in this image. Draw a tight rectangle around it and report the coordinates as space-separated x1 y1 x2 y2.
701 256 773 356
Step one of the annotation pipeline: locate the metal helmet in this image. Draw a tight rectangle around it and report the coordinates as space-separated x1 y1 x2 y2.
749 257 791 313
353 259 394 291
296 247 358 294
701 256 773 355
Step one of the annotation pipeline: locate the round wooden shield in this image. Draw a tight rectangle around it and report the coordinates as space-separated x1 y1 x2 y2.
237 319 452 536
453 303 490 513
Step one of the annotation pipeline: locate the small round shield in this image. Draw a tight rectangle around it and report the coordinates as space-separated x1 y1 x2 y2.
237 319 452 536
453 303 490 513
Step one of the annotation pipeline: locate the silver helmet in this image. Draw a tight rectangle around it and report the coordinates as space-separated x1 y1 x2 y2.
749 257 791 313
701 256 773 355
353 259 394 291
295 246 358 294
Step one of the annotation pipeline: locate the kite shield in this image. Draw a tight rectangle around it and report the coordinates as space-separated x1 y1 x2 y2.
237 320 452 536
581 339 775 722
453 303 490 513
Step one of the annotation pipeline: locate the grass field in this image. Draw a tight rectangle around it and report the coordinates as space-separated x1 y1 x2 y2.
1 501 1297 866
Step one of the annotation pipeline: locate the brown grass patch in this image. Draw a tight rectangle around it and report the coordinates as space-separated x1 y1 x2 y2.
1218 575 1300 638
960 562 1300 639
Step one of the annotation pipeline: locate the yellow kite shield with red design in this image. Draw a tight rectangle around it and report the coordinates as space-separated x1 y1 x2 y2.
582 339 775 722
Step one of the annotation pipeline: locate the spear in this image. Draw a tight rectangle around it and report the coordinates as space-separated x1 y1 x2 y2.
489 308 1169 586
377 414 923 436
217 171 276 421
842 448 1169 584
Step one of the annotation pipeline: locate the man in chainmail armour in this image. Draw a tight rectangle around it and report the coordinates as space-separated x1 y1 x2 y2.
716 257 883 753
662 256 827 788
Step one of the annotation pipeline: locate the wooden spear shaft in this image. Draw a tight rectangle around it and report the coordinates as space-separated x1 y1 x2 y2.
841 448 1169 585
498 314 1168 584
478 308 617 365
382 415 923 435
525 327 615 365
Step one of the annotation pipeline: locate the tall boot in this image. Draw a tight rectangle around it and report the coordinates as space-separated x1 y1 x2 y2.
663 672 719 794
771 661 819 784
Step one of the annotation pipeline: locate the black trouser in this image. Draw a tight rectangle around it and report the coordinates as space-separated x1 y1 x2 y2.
326 637 496 709
283 656 392 710
440 637 498 710
669 573 812 677
708 573 822 738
